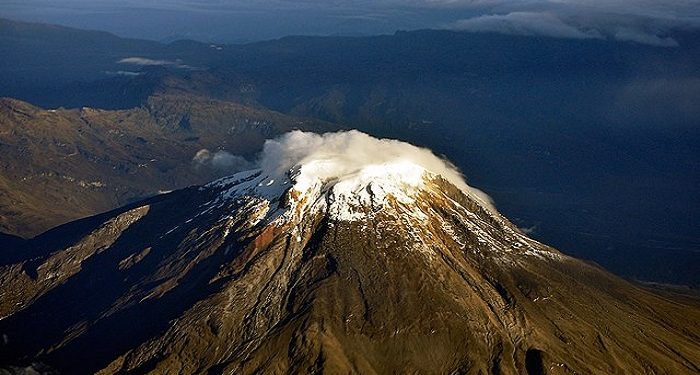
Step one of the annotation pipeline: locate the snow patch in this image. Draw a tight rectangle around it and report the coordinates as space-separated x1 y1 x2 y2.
204 130 496 224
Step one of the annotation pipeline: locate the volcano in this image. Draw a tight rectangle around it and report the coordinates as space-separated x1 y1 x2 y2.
1 131 698 374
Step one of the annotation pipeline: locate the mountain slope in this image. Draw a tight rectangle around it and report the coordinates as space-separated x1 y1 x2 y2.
0 131 698 374
2 17 699 285
0 96 335 238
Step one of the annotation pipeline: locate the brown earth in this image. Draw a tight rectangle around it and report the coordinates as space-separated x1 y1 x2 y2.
0 95 336 237
0 173 698 374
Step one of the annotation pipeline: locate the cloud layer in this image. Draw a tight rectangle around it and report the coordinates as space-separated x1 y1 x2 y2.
444 0 700 46
259 130 495 208
451 12 602 40
4 0 698 43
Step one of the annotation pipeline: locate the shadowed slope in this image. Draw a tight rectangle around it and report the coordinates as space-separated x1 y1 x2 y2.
0 164 698 374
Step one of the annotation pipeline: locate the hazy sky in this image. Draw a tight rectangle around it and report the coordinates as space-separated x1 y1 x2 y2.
2 0 699 43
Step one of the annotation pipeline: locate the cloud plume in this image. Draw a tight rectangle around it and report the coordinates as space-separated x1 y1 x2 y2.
192 149 254 171
259 130 495 209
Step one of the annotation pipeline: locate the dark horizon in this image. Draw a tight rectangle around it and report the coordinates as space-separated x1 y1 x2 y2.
2 0 698 45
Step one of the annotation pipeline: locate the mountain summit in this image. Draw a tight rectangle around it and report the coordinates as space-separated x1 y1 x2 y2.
209 130 496 224
1 131 699 374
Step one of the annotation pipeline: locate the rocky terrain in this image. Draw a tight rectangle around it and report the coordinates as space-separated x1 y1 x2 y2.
1 131 698 374
0 95 335 238
1 17 699 285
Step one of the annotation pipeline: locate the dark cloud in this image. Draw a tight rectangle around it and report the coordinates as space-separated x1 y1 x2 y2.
609 77 700 127
2 0 698 43
613 27 678 46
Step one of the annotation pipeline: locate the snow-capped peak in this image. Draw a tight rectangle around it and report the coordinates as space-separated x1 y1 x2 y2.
291 158 430 221
208 130 495 222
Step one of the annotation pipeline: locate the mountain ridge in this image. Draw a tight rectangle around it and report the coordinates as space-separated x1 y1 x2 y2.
0 96 337 238
1 15 698 288
1 132 698 374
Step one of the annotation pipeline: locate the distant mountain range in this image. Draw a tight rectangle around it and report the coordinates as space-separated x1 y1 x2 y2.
0 17 698 286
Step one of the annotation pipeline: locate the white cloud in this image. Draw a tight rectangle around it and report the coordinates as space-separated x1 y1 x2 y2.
451 12 602 39
259 130 495 210
104 70 143 76
193 149 254 171
6 1 699 43
427 0 700 46
118 57 174 66
519 224 538 235
117 57 194 69
448 7 690 46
